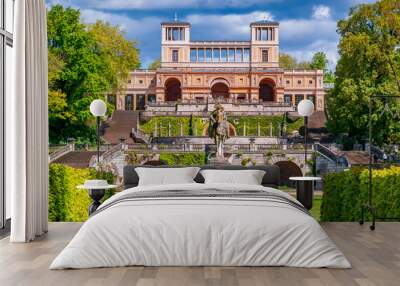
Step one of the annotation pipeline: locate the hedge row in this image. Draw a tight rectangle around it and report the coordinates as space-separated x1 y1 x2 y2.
140 116 205 136
140 115 303 137
159 152 206 166
321 166 400 221
49 164 115 222
231 116 303 137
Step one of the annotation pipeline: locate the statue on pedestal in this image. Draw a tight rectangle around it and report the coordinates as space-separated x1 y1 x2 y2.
208 103 229 159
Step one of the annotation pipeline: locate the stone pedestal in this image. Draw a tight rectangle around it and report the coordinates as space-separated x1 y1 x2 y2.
207 153 231 166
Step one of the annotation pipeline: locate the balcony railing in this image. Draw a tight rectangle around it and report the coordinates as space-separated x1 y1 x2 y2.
126 143 308 153
147 97 293 107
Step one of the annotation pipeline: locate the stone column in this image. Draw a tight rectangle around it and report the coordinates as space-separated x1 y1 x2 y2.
153 122 158 137
269 122 273 137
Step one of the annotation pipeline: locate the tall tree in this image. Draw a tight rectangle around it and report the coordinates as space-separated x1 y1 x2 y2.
326 0 400 146
310 51 329 70
47 5 140 144
279 53 298 69
88 21 140 93
297 61 311 69
148 58 161 70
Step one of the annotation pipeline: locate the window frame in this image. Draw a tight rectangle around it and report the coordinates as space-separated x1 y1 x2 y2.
212 48 220 62
198 48 205 62
228 48 235 62
172 49 179 63
1 0 14 231
262 49 269 63
236 48 243 62
190 48 197 62
243 48 250 62
205 48 212 63
295 94 304 106
221 48 227 62
125 94 134 110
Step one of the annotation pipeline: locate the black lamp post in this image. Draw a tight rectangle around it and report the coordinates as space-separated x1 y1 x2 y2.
90 99 107 163
297 99 315 170
360 94 400 231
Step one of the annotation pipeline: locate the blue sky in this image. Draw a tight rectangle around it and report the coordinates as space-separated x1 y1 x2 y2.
47 0 376 69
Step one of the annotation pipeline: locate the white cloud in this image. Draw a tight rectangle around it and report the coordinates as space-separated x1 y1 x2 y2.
279 18 337 44
312 5 331 20
80 9 162 39
282 40 339 70
185 11 273 39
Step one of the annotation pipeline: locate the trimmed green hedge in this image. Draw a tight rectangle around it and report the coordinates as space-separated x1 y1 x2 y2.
140 115 303 137
140 116 205 136
321 166 400 221
230 116 303 137
49 164 115 222
160 152 206 166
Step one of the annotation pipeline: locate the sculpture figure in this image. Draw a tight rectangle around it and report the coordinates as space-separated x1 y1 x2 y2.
208 103 229 158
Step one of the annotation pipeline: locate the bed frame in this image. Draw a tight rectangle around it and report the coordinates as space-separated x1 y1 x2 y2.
123 165 281 189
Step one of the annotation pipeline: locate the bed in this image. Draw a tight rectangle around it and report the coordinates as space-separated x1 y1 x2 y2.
50 165 350 269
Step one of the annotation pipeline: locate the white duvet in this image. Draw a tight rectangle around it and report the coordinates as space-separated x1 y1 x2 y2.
50 183 351 269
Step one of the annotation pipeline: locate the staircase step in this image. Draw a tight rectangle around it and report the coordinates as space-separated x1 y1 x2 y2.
102 111 139 144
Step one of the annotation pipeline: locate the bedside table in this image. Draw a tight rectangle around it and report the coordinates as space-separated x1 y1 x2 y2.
77 181 118 215
289 177 321 210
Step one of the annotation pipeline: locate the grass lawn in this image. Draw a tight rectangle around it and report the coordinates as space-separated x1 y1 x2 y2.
279 186 322 221
310 196 321 221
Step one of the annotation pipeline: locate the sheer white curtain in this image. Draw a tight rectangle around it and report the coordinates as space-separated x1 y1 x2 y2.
8 0 48 242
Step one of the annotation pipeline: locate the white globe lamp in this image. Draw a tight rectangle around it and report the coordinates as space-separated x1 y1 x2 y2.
297 99 314 175
90 99 107 163
90 99 107 117
297 99 314 117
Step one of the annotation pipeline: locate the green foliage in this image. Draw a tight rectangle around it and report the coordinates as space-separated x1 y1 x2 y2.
310 51 329 70
280 51 334 84
279 53 298 69
160 153 206 166
280 51 329 71
326 0 400 145
141 116 304 137
310 196 322 221
324 70 335 84
321 166 400 221
47 5 140 144
148 58 161 70
231 116 303 137
241 158 256 166
140 116 205 136
49 164 116 222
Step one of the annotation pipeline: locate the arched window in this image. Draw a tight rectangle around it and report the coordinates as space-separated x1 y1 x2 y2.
259 78 275 102
211 82 229 99
165 78 182 101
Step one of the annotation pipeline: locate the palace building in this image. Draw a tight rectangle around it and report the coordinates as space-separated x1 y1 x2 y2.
107 19 326 116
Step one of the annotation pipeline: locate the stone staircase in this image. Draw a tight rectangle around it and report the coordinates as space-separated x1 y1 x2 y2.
102 110 139 144
54 151 102 169
314 143 348 175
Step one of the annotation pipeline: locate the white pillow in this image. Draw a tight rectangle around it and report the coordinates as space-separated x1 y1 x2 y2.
200 169 266 185
135 167 200 186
